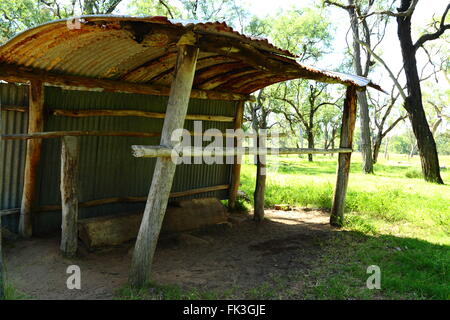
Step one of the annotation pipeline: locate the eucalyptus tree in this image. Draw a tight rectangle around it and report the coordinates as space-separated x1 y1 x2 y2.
323 0 395 174
355 0 448 183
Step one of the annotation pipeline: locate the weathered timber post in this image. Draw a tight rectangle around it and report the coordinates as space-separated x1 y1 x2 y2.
330 86 358 227
19 80 44 237
253 131 267 222
129 33 199 288
228 101 245 209
60 136 79 257
0 215 5 299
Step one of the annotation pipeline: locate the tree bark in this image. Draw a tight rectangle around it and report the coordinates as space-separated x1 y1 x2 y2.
397 0 443 184
372 134 382 164
129 40 199 288
307 130 314 162
348 0 374 174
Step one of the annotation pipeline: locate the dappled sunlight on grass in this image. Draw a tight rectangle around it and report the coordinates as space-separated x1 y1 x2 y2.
238 153 449 299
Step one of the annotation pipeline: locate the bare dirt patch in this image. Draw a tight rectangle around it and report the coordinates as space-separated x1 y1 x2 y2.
4 208 333 299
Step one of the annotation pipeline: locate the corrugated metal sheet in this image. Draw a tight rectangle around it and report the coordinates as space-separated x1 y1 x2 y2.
0 15 383 94
0 83 28 231
1 83 235 234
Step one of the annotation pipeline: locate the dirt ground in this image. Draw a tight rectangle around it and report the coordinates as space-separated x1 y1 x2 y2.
3 208 334 300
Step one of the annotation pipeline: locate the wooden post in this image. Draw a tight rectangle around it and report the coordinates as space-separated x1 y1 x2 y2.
129 34 199 288
330 86 358 227
0 215 4 299
228 101 245 209
19 80 44 237
60 136 79 257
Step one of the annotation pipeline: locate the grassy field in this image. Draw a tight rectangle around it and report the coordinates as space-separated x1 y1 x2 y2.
236 152 450 299
117 153 449 300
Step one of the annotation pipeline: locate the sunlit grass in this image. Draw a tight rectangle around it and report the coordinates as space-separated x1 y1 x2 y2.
238 153 450 299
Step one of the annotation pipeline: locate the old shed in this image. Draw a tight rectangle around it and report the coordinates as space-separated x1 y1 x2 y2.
0 15 381 286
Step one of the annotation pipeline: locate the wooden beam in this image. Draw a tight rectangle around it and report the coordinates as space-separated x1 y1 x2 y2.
60 136 79 257
2 131 161 140
131 146 353 158
129 37 199 288
19 80 44 238
0 208 20 217
35 184 230 212
51 109 234 122
0 63 252 102
0 209 4 299
0 104 27 112
229 101 245 209
330 86 358 227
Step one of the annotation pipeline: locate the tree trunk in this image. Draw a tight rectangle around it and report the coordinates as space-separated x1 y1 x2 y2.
348 0 374 174
397 0 443 184
372 134 382 164
307 130 314 162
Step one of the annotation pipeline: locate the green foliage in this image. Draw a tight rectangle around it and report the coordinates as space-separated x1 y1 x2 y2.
116 282 227 300
405 169 423 179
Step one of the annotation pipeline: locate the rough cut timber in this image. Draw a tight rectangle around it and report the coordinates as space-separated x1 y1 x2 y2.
330 86 358 227
19 80 44 238
78 198 228 250
228 101 245 209
60 136 79 257
129 37 199 288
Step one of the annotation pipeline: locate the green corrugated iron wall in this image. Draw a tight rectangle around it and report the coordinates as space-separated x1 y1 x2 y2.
1 83 237 234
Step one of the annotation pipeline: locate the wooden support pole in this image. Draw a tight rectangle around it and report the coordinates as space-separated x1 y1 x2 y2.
19 80 44 238
0 213 4 300
228 101 245 209
330 86 358 227
60 136 79 257
129 36 199 288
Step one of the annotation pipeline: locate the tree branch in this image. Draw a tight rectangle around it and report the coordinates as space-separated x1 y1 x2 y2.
414 3 450 51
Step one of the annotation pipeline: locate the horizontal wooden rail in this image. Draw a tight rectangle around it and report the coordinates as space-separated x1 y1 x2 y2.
1 130 288 140
33 184 230 213
0 105 235 122
0 105 27 112
132 146 353 158
0 63 255 102
1 131 161 140
0 208 20 217
52 109 235 122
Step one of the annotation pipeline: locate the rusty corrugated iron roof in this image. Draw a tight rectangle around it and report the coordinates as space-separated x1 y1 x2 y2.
0 15 382 94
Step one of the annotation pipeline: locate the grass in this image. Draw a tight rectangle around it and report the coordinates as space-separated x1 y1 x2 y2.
117 153 449 300
238 153 450 300
2 283 29 300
